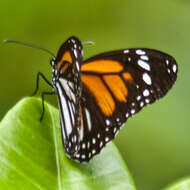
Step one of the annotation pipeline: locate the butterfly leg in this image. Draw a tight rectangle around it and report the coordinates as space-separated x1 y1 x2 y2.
40 91 56 121
31 72 53 96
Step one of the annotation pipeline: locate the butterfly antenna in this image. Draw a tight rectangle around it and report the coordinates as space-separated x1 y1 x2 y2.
3 39 55 57
82 40 95 46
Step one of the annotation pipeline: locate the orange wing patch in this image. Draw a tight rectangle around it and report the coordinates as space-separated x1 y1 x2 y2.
103 75 127 102
123 72 133 82
57 51 72 70
81 74 115 116
82 60 123 73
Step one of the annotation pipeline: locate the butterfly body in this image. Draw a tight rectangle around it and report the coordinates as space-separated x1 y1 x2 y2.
50 36 177 162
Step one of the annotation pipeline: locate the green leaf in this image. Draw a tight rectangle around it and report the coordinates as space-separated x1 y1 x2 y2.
163 177 190 190
0 97 136 190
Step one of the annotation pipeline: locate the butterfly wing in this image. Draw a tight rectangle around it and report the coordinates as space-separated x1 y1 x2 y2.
53 37 177 162
53 37 84 155
71 48 177 162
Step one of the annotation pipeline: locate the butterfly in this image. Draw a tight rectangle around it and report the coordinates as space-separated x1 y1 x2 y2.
31 36 178 162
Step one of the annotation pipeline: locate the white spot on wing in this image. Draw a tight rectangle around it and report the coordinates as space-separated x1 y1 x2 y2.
136 95 141 101
105 137 109 142
113 127 117 133
85 108 92 131
141 55 149 61
81 155 86 159
74 49 78 58
143 73 152 85
106 119 110 126
82 143 86 149
92 138 96 144
143 89 150 97
124 49 129 54
71 39 75 43
173 64 177 73
138 60 150 71
126 113 129 118
131 109 135 114
75 61 80 72
140 101 144 107
145 98 150 104
87 141 90 149
136 49 146 55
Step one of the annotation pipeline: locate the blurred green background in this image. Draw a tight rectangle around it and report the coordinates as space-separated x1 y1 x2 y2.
0 0 189 189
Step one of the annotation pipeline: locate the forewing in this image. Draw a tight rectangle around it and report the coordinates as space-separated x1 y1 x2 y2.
54 37 83 155
69 48 178 162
